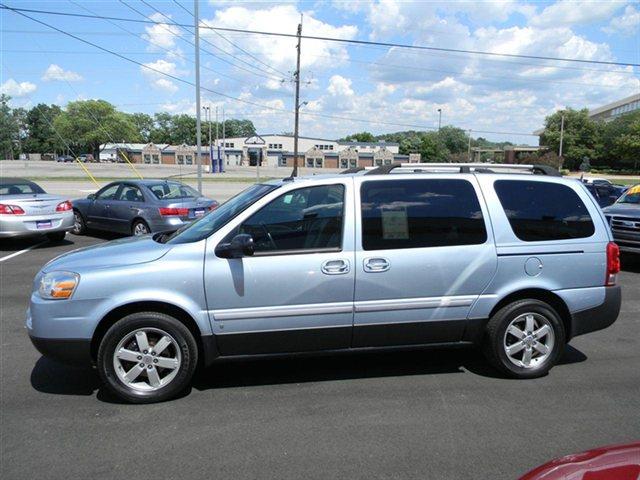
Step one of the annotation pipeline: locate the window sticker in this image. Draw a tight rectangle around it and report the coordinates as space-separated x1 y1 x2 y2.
381 206 409 239
283 194 293 204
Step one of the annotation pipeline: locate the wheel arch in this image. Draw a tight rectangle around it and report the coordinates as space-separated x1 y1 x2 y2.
489 288 572 341
131 217 150 233
90 301 205 364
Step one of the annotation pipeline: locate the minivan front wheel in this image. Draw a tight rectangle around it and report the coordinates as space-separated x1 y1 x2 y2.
483 299 565 379
97 312 198 403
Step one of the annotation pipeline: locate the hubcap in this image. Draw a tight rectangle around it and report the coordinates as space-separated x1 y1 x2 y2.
503 313 555 369
134 223 148 236
73 212 82 232
113 328 181 392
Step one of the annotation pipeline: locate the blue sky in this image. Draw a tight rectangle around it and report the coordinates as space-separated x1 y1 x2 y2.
1 0 639 144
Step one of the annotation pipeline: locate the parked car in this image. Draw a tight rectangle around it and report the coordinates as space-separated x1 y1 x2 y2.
56 155 74 163
583 182 628 208
27 164 621 403
71 179 218 237
0 178 74 241
603 184 640 253
519 441 640 479
78 154 95 163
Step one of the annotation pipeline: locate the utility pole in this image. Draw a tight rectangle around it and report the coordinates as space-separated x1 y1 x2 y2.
194 0 202 193
207 106 212 172
559 113 565 158
221 107 226 173
291 15 302 177
215 106 219 173
437 108 442 131
468 129 472 162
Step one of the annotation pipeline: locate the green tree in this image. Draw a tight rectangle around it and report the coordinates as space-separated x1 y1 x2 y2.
420 132 449 162
597 111 640 171
436 126 468 154
342 131 376 143
541 108 600 170
0 94 19 159
150 112 173 144
171 114 197 144
129 112 154 143
54 100 138 160
23 103 64 154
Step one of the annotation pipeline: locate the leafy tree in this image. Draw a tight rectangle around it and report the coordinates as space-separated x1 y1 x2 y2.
419 132 449 162
23 103 64 154
54 100 138 159
437 126 468 154
541 108 600 170
129 113 154 143
0 94 19 159
171 114 197 144
223 119 255 137
149 112 173 144
342 131 376 142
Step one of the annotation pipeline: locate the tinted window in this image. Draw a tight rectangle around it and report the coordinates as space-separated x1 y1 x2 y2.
96 184 120 200
495 180 595 241
234 184 344 253
166 184 277 244
118 185 144 202
361 179 487 250
0 181 45 195
149 182 199 200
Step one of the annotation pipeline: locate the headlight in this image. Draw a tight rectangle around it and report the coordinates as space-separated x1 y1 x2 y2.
38 271 79 300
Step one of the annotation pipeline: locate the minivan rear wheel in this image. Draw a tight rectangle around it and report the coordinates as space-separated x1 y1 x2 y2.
97 312 198 403
483 299 565 379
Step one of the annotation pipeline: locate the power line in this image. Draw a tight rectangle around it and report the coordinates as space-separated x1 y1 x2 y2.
2 4 638 68
118 0 284 82
1 4 540 137
169 0 289 77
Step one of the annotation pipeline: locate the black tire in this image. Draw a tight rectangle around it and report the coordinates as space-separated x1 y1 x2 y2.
131 219 150 236
97 312 198 403
46 231 66 242
483 299 565 379
71 209 86 235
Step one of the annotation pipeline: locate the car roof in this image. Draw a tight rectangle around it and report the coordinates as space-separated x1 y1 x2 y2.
0 177 38 185
108 179 190 186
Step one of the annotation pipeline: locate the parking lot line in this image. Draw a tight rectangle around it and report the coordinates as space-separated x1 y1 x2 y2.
0 241 47 263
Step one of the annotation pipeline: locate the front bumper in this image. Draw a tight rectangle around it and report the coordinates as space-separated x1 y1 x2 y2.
0 211 74 238
29 335 92 366
571 285 621 337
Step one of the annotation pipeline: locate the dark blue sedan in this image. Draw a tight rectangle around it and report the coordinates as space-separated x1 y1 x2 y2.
71 180 218 236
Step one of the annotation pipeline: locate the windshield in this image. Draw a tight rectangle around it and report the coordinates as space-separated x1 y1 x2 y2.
166 183 279 244
0 181 46 195
617 185 640 204
148 181 200 200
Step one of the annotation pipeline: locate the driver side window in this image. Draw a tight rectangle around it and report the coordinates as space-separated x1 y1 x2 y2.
232 184 345 254
96 184 120 200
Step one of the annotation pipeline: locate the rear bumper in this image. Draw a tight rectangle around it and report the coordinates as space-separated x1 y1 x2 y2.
29 335 92 366
0 211 74 238
571 285 621 338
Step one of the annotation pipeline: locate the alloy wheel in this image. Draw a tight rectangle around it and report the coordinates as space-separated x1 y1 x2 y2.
133 222 149 236
503 312 555 369
112 328 181 392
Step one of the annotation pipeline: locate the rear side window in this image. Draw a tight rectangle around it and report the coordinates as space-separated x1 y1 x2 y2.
361 179 487 250
494 180 595 241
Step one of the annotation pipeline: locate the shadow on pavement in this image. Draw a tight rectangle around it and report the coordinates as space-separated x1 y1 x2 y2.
621 253 640 273
29 344 588 402
0 236 71 253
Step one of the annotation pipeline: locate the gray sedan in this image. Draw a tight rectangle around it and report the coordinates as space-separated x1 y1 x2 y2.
71 180 218 236
0 178 74 241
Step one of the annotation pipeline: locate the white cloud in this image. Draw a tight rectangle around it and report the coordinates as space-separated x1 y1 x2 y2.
327 75 354 97
202 4 357 73
531 0 625 27
0 79 37 97
140 59 185 93
41 64 83 82
142 12 182 51
603 4 640 35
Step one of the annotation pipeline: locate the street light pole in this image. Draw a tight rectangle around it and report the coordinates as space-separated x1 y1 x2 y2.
291 15 302 178
467 129 472 162
559 113 565 158
437 108 442 131
194 0 202 193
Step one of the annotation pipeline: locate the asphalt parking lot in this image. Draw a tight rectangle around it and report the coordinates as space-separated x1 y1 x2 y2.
1 233 639 480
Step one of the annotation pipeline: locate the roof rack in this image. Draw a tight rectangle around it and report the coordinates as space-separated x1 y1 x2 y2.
340 166 365 174
362 162 561 177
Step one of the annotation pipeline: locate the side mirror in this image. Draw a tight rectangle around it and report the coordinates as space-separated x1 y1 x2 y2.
215 234 255 259
87 193 96 200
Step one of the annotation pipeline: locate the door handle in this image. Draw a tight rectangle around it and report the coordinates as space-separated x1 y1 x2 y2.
321 259 350 275
364 257 390 273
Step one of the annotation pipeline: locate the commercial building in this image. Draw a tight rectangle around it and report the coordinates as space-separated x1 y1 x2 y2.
100 134 417 168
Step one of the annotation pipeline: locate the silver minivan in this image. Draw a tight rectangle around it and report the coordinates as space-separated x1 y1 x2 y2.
27 164 622 403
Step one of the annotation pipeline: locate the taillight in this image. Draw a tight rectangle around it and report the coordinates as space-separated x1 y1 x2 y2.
0 204 25 215
159 207 189 216
56 200 72 212
606 241 620 286
209 203 218 211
